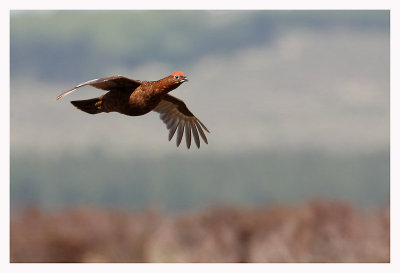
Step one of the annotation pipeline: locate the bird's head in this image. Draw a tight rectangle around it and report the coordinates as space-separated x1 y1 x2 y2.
170 71 188 84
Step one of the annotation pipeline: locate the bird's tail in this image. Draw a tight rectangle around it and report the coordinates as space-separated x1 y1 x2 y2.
71 98 103 114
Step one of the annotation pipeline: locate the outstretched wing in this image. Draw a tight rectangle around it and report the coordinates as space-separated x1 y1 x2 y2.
153 94 210 149
56 76 142 100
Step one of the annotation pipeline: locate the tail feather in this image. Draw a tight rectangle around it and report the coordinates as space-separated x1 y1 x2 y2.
71 98 103 114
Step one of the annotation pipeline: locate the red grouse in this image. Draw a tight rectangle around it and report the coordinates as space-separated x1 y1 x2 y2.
56 71 209 149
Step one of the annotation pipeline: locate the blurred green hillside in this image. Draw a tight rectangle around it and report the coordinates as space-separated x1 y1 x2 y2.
10 10 390 211
11 150 389 210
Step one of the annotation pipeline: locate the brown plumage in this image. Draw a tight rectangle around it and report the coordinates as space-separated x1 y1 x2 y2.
56 71 209 149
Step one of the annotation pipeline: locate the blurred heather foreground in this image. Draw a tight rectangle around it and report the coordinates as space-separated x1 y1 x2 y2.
11 10 389 263
11 201 388 263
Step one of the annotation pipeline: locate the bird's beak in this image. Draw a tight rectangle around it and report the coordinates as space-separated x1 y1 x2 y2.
180 76 188 83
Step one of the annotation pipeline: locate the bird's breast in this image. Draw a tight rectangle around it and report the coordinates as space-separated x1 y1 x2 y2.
120 87 162 116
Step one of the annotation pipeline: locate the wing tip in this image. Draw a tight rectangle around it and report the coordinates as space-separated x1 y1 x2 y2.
168 120 209 149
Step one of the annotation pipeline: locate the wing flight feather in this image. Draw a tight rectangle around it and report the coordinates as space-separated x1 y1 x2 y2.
153 94 209 149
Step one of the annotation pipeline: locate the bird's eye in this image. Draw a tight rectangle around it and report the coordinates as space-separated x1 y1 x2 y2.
174 75 179 79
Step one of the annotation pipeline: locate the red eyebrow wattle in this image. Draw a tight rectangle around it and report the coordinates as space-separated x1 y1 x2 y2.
171 71 185 77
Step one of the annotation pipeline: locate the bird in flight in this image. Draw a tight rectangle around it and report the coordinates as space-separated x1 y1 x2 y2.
56 71 209 149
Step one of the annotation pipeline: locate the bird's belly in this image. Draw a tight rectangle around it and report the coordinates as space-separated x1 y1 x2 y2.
121 101 159 116
101 90 163 116
122 93 163 116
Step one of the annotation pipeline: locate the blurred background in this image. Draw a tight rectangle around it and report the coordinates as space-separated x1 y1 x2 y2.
10 10 389 262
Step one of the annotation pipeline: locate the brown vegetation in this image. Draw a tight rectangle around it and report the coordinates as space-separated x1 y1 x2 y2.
10 201 389 263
